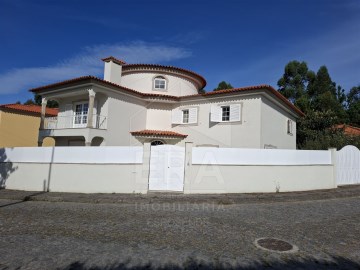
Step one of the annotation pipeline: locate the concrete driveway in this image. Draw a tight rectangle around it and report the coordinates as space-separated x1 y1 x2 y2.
0 187 360 269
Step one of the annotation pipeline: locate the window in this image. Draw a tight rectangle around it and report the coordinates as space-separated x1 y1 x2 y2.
182 109 189 123
210 104 241 123
74 102 89 127
287 119 293 134
151 140 165 146
154 76 167 90
171 107 198 124
221 106 230 121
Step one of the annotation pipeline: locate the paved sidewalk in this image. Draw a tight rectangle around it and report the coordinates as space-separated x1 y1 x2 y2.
0 185 360 205
1 186 360 269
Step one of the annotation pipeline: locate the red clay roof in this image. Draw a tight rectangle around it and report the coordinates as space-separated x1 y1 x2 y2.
0 104 58 117
30 76 179 100
130 130 188 138
102 56 126 65
122 63 207 89
190 85 305 117
29 76 304 117
335 124 360 136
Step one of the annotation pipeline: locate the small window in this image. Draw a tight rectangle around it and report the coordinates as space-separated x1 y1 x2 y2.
221 106 230 122
287 119 293 134
151 140 165 146
154 76 167 90
182 109 189 124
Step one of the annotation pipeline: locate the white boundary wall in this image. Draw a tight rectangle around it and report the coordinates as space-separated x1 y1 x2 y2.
185 146 336 194
4 147 143 164
1 145 339 194
192 148 331 165
1 147 148 193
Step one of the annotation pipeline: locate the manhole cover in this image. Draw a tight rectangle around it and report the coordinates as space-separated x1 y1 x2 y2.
254 238 298 253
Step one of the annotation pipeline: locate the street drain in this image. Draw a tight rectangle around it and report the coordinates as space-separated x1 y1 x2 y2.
254 238 299 253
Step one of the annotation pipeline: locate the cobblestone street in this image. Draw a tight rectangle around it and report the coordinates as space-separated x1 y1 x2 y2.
0 188 360 269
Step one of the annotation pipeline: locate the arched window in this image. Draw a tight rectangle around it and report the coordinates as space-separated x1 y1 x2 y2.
153 76 167 90
151 140 165 146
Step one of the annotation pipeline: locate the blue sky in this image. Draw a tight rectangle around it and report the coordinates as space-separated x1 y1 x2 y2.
0 0 359 104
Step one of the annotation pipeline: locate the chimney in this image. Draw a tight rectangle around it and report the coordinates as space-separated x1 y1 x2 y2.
102 56 126 85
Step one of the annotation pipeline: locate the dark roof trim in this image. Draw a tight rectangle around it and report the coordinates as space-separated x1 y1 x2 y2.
102 56 126 65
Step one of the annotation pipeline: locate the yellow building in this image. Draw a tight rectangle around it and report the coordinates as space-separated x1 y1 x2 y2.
0 104 58 147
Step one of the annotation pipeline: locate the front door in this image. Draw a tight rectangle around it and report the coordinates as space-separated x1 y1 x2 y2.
73 102 89 128
148 145 185 192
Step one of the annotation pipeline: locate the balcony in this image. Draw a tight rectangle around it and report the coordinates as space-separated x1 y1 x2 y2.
43 114 107 130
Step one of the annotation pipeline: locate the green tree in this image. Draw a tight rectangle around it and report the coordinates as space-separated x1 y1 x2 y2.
308 66 347 122
198 88 206 94
277 61 356 150
213 81 233 91
278 61 310 101
296 110 360 150
347 86 360 127
33 93 59 108
23 99 35 105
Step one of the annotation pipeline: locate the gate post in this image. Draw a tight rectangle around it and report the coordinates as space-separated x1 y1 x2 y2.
183 142 193 194
329 148 337 188
136 142 151 194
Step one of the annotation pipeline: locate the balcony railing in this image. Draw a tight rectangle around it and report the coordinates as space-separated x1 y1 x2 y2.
44 114 107 129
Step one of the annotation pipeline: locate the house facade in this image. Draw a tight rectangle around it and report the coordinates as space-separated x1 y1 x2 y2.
32 57 303 148
0 104 57 147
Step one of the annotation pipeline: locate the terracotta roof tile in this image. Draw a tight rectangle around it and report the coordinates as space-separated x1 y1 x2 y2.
130 130 187 138
184 85 305 117
123 63 207 89
102 56 126 65
0 104 58 116
334 124 360 136
29 75 179 101
29 76 304 117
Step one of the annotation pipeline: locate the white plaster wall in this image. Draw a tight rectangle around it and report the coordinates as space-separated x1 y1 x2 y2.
261 96 297 149
184 164 335 194
2 163 50 191
56 93 107 119
146 103 172 130
2 163 148 193
49 164 148 193
173 96 262 148
120 72 199 96
105 91 147 146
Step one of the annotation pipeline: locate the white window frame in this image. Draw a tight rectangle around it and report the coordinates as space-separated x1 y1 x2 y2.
221 106 230 122
211 103 241 123
73 101 89 128
172 107 198 125
153 76 167 90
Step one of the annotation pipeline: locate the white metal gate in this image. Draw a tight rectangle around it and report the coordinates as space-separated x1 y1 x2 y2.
148 145 185 192
336 145 360 186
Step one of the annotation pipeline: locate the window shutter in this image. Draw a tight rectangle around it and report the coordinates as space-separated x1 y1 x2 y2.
230 104 241 122
210 105 221 122
188 107 198 124
171 109 182 124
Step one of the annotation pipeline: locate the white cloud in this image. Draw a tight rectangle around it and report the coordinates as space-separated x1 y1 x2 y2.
0 42 191 94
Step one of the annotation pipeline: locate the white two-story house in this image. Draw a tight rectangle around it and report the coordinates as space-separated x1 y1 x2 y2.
32 56 303 148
